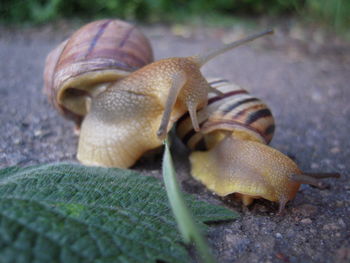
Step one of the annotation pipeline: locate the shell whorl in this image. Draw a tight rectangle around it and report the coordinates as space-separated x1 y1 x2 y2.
44 19 154 125
176 78 275 150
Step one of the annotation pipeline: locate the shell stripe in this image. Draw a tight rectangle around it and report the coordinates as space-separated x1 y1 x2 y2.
181 128 196 146
208 90 248 104
181 120 206 145
245 108 272 125
179 91 259 145
202 119 271 142
93 37 152 62
193 138 207 150
232 103 266 119
209 79 229 86
184 119 272 150
119 26 135 47
57 49 145 73
222 97 259 115
85 20 111 59
177 88 247 125
265 124 275 135
177 79 275 149
90 48 149 66
90 60 139 71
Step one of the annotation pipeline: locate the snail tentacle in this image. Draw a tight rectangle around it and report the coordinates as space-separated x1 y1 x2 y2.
194 29 274 66
187 102 201 132
157 71 187 140
289 173 340 189
303 172 341 179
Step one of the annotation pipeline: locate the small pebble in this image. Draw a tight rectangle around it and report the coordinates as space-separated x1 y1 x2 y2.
275 233 283 239
225 234 250 252
13 138 21 145
311 163 319 169
292 204 318 217
323 223 341 231
276 252 289 262
336 247 350 263
300 218 312 224
311 91 323 102
255 204 268 213
336 201 344 207
285 228 296 238
337 164 345 170
34 130 42 137
338 219 346 228
330 147 341 154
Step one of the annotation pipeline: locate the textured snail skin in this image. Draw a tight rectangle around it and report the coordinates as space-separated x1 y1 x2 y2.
190 136 301 210
177 79 303 211
77 57 210 168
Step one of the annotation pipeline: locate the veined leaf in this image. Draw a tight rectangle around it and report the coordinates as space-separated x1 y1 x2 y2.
0 163 238 263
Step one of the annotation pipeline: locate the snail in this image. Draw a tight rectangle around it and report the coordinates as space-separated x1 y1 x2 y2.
176 79 340 212
44 19 154 127
44 19 273 168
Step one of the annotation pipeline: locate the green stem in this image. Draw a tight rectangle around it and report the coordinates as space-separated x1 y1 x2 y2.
162 137 216 263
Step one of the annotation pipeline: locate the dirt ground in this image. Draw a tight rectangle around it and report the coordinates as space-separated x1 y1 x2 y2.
0 20 349 263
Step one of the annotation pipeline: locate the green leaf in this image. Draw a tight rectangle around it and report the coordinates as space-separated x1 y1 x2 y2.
0 163 238 263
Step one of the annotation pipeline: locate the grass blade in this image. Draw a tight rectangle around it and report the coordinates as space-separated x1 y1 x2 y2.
162 137 216 263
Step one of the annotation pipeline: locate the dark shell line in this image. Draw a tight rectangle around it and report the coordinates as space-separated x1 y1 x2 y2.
246 108 272 125
177 80 275 149
209 79 229 86
119 26 135 48
222 97 259 115
208 89 248 104
181 120 206 146
85 20 112 59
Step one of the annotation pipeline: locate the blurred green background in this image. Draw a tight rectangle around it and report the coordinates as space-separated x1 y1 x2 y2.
1 0 349 33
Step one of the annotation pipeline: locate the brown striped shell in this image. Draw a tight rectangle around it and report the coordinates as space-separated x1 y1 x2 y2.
44 19 154 125
176 78 275 150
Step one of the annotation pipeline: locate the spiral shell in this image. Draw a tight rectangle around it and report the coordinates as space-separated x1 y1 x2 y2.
176 78 275 150
44 19 154 125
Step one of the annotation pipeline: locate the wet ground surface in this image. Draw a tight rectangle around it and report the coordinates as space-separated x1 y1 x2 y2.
0 21 349 262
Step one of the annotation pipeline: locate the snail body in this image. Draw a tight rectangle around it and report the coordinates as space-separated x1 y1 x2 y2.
45 19 273 168
177 79 339 212
77 57 209 167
